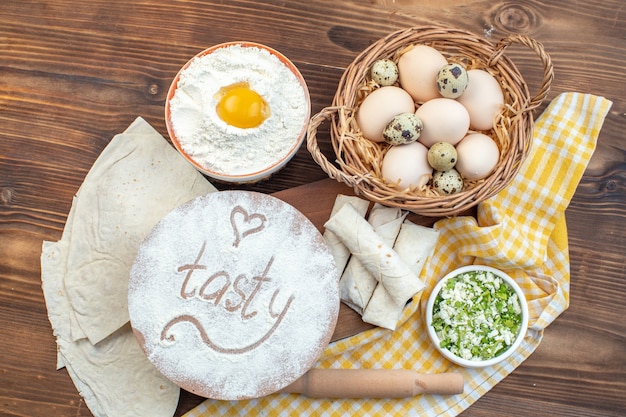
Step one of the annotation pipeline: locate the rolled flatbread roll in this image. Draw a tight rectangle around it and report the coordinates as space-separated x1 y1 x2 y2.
393 220 440 276
324 203 417 307
340 204 406 314
362 221 439 329
322 195 369 276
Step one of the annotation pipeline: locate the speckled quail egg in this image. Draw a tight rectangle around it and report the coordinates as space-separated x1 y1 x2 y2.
432 169 464 195
436 63 469 99
370 59 399 86
382 112 424 145
427 142 458 171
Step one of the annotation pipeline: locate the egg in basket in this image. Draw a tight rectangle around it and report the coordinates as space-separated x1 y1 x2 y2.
306 26 553 217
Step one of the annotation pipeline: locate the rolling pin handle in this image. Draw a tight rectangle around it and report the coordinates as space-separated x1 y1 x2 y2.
280 369 464 398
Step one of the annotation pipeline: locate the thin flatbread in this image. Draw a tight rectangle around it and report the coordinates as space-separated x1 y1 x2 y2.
63 117 217 344
42 240 180 417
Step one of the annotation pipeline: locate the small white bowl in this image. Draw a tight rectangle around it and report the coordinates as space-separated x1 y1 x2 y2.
425 265 529 368
165 42 311 183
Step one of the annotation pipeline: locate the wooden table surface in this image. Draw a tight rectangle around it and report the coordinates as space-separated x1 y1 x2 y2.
1 1 625 416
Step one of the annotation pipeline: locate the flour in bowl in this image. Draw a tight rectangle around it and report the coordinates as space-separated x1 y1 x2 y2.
168 44 310 176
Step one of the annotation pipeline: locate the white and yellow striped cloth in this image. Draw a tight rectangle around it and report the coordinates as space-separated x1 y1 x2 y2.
185 93 611 416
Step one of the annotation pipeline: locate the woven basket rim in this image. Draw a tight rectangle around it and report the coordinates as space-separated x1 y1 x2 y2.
307 26 553 216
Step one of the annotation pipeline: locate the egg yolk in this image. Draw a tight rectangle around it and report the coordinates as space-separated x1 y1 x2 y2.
215 82 270 129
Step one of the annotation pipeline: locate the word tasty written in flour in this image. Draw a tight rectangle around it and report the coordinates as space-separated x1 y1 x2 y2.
160 206 295 354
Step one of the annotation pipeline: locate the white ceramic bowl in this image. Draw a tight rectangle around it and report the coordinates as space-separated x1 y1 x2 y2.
425 265 529 368
165 41 311 183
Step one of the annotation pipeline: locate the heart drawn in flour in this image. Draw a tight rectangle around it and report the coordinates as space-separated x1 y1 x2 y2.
230 205 267 248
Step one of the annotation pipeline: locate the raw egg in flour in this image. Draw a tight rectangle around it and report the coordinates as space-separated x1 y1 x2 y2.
215 82 270 128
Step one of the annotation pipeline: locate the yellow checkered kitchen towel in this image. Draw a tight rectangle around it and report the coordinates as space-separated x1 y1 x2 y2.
185 92 612 416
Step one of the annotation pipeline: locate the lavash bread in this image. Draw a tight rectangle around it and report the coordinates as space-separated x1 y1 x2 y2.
40 117 213 417
62 118 217 345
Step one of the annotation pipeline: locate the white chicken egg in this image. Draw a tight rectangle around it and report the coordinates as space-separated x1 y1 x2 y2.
397 45 447 103
415 98 470 148
455 133 500 179
457 69 505 131
381 141 432 189
356 86 416 142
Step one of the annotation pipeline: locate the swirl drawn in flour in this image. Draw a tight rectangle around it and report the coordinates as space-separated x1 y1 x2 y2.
230 205 267 248
160 293 295 354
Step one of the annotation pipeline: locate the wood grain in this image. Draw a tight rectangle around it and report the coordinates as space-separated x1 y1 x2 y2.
1 1 625 416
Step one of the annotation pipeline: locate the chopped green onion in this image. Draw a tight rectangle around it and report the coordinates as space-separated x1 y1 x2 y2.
432 270 522 361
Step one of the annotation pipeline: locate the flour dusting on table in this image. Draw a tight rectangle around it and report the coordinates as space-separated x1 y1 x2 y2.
128 191 339 400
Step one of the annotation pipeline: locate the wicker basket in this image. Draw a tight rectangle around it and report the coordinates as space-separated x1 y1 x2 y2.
307 26 553 217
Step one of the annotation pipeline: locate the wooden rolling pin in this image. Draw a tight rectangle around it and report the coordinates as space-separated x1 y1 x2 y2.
279 369 464 398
